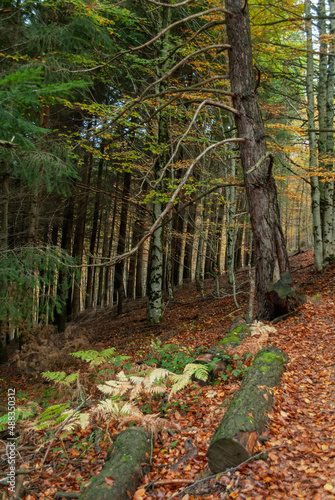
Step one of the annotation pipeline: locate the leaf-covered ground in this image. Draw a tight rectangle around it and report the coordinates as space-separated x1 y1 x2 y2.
1 250 335 499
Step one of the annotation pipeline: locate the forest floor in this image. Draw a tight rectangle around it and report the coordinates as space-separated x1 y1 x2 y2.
1 249 335 500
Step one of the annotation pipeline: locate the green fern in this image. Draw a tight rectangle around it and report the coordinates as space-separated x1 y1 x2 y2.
42 371 79 386
169 363 209 398
69 348 130 367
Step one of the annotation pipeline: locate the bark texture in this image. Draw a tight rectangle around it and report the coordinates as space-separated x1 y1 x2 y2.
225 1 290 319
78 427 151 500
207 346 288 473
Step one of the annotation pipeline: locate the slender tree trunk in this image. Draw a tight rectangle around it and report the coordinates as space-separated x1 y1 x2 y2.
305 0 323 271
114 172 131 315
85 150 104 309
226 0 290 319
195 198 205 298
127 219 141 299
204 203 216 279
183 200 196 282
102 174 119 306
71 152 92 317
0 169 9 362
54 196 75 331
166 213 174 299
135 206 146 298
225 155 236 285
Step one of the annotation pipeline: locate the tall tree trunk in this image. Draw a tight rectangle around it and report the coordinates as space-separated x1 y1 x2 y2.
195 197 205 298
127 218 141 299
101 173 119 306
226 0 290 319
317 0 334 263
171 207 184 287
54 195 75 331
85 150 104 309
113 172 131 315
225 152 236 285
0 169 9 362
71 152 92 317
204 202 216 279
305 0 323 271
147 3 171 324
183 200 197 282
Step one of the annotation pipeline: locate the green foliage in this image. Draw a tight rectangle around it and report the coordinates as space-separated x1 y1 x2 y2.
0 246 78 326
42 371 79 386
69 347 130 367
146 339 204 374
0 408 35 431
0 66 88 147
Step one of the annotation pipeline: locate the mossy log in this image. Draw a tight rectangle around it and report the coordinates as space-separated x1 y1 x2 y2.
78 427 151 500
266 271 306 320
194 318 251 383
207 346 288 473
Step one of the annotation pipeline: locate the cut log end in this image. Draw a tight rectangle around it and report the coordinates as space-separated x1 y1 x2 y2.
206 437 250 473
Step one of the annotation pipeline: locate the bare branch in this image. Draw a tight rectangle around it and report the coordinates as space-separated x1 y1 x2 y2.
246 152 272 175
70 138 246 270
107 44 231 128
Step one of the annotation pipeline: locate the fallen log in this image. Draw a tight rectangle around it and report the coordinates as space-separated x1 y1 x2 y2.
194 317 251 383
207 346 288 473
78 427 151 500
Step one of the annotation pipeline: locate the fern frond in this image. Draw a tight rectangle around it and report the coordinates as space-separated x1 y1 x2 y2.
148 368 172 384
69 350 99 362
129 384 144 400
169 363 207 398
116 370 129 382
36 403 68 423
99 348 117 358
42 371 67 383
147 384 167 394
97 399 141 419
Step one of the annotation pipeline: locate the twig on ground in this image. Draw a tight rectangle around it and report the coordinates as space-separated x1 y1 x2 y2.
167 444 286 499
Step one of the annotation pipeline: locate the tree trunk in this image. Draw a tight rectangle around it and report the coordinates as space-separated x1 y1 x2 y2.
85 150 104 309
317 0 334 263
127 218 141 299
305 0 323 271
195 197 205 298
226 0 290 319
78 427 151 500
207 346 288 473
183 200 197 282
147 4 171 324
204 203 216 279
71 152 92 318
54 196 75 332
101 174 119 306
113 171 131 315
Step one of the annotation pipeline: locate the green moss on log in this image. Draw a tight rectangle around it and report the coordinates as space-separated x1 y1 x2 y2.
207 346 288 473
218 323 251 348
78 427 151 500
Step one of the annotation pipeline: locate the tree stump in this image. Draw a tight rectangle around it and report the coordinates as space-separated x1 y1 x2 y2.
266 271 306 320
207 346 288 473
78 427 151 500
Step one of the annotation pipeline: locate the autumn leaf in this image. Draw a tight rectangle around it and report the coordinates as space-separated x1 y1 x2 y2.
105 477 115 486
